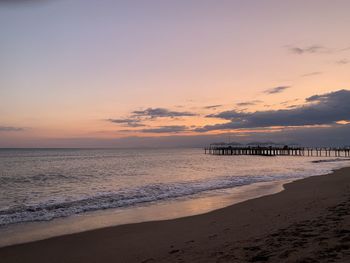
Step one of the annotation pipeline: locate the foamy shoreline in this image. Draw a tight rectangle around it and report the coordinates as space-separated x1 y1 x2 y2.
1 167 350 263
0 179 287 247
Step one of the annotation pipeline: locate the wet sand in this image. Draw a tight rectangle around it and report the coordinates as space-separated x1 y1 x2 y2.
1 167 350 262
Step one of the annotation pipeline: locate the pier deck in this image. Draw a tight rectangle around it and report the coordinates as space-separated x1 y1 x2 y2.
204 145 350 157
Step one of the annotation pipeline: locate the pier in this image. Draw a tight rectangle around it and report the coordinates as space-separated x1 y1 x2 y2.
204 144 350 157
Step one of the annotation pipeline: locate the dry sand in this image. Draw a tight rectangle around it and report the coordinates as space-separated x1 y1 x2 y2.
1 167 350 263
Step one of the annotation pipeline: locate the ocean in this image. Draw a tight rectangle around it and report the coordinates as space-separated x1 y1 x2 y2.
0 148 349 246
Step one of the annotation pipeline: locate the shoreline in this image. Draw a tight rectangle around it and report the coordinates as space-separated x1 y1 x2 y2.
1 167 350 262
0 180 287 248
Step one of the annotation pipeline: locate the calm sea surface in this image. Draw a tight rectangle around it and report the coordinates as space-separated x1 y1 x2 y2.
0 148 349 228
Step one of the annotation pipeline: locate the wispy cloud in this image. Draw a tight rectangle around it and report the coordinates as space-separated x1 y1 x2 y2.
301 72 322 77
196 89 350 132
263 86 290 95
236 100 262 107
107 118 145 127
288 45 328 55
107 107 197 129
203 104 222 109
206 110 247 120
336 59 349 65
140 125 189 133
280 99 300 106
0 126 24 132
287 45 350 55
132 108 196 118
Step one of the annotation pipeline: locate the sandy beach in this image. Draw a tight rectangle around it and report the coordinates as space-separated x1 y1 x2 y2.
1 167 350 263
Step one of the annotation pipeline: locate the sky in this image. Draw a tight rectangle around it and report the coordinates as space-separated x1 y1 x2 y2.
1 0 350 147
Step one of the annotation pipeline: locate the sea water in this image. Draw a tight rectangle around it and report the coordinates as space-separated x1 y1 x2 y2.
0 148 349 246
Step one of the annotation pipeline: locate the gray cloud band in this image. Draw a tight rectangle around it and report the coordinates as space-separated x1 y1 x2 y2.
196 89 350 132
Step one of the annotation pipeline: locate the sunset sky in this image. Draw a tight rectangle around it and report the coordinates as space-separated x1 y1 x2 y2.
1 0 350 147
